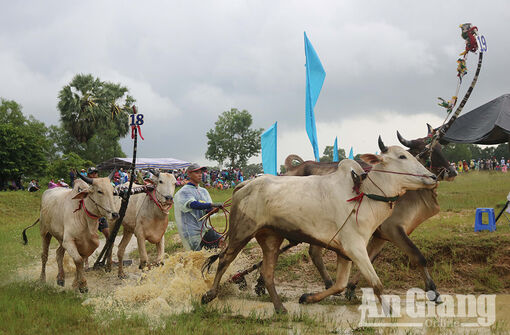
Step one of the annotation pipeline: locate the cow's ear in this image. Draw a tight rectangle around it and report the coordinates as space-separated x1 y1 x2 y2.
72 190 89 200
359 154 382 165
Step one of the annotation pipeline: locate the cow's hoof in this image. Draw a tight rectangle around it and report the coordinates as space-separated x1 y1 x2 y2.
79 287 89 294
254 277 266 296
299 293 313 304
139 262 148 270
118 273 128 280
201 291 215 305
105 264 112 273
236 277 248 291
426 290 443 304
324 280 333 290
345 283 356 301
155 261 164 267
275 306 288 315
56 279 65 287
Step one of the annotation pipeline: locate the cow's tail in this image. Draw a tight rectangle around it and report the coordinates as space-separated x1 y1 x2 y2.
284 154 304 169
22 218 40 245
201 249 226 276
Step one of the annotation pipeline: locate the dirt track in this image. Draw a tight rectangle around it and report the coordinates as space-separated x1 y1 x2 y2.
16 237 510 333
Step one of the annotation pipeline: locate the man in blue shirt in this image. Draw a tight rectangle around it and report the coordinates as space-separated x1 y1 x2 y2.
175 163 224 251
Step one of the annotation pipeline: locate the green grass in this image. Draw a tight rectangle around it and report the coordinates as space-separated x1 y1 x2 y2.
2 172 510 334
351 171 510 294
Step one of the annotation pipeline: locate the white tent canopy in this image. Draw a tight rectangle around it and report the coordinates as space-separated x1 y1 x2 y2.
97 157 191 171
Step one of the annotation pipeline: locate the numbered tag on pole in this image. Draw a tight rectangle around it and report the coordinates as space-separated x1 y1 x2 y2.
477 35 488 53
129 114 144 126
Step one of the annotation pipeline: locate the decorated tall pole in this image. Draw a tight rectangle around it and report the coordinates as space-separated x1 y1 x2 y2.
438 24 486 138
94 105 144 269
420 24 486 161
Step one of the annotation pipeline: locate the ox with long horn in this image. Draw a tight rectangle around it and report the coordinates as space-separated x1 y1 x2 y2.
78 171 94 185
378 135 388 153
427 123 433 136
397 131 414 148
149 168 160 178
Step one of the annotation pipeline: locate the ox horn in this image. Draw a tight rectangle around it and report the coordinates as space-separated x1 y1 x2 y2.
78 171 94 185
396 131 413 148
427 123 433 135
378 136 388 153
149 168 160 177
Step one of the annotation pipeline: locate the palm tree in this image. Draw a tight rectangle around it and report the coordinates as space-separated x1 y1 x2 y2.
58 74 134 143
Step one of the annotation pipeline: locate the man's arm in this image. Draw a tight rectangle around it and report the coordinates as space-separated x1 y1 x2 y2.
188 201 223 210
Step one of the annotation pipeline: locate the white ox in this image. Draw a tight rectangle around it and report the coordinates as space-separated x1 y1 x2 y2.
201 142 437 313
22 175 118 292
115 170 176 278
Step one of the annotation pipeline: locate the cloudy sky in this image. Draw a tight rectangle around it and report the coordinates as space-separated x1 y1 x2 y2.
1 1 509 166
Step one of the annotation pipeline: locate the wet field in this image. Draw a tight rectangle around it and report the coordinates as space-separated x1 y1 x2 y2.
16 237 510 334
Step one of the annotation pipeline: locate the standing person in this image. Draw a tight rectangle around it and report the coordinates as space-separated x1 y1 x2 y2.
174 163 224 251
113 169 121 185
69 168 76 188
87 167 110 240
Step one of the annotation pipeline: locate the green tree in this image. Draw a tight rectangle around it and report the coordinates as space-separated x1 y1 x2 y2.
0 99 50 188
206 108 263 168
243 163 263 177
57 74 134 163
320 145 346 162
441 143 510 162
47 152 94 181
442 143 473 162
493 143 510 160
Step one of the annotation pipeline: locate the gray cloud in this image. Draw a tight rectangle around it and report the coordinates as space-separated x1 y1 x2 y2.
1 0 509 165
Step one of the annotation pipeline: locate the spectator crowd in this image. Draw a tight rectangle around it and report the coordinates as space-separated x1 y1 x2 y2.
2 157 508 192
453 157 510 173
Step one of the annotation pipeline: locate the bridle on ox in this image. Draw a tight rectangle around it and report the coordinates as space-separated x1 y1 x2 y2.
74 196 116 220
146 188 172 214
415 145 450 181
325 166 434 253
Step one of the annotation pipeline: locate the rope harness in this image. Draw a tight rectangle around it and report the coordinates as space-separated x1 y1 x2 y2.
199 198 232 244
323 168 434 253
146 188 172 214
87 195 116 216
73 198 101 220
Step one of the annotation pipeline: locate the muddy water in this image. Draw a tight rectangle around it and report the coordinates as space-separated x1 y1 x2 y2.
17 237 249 327
211 294 510 333
16 239 510 333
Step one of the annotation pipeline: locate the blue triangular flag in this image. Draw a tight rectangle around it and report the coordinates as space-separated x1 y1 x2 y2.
333 137 339 162
348 147 354 160
261 122 277 175
304 32 325 162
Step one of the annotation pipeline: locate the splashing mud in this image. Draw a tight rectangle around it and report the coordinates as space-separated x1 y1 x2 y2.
17 237 249 328
82 249 248 325
15 238 510 333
